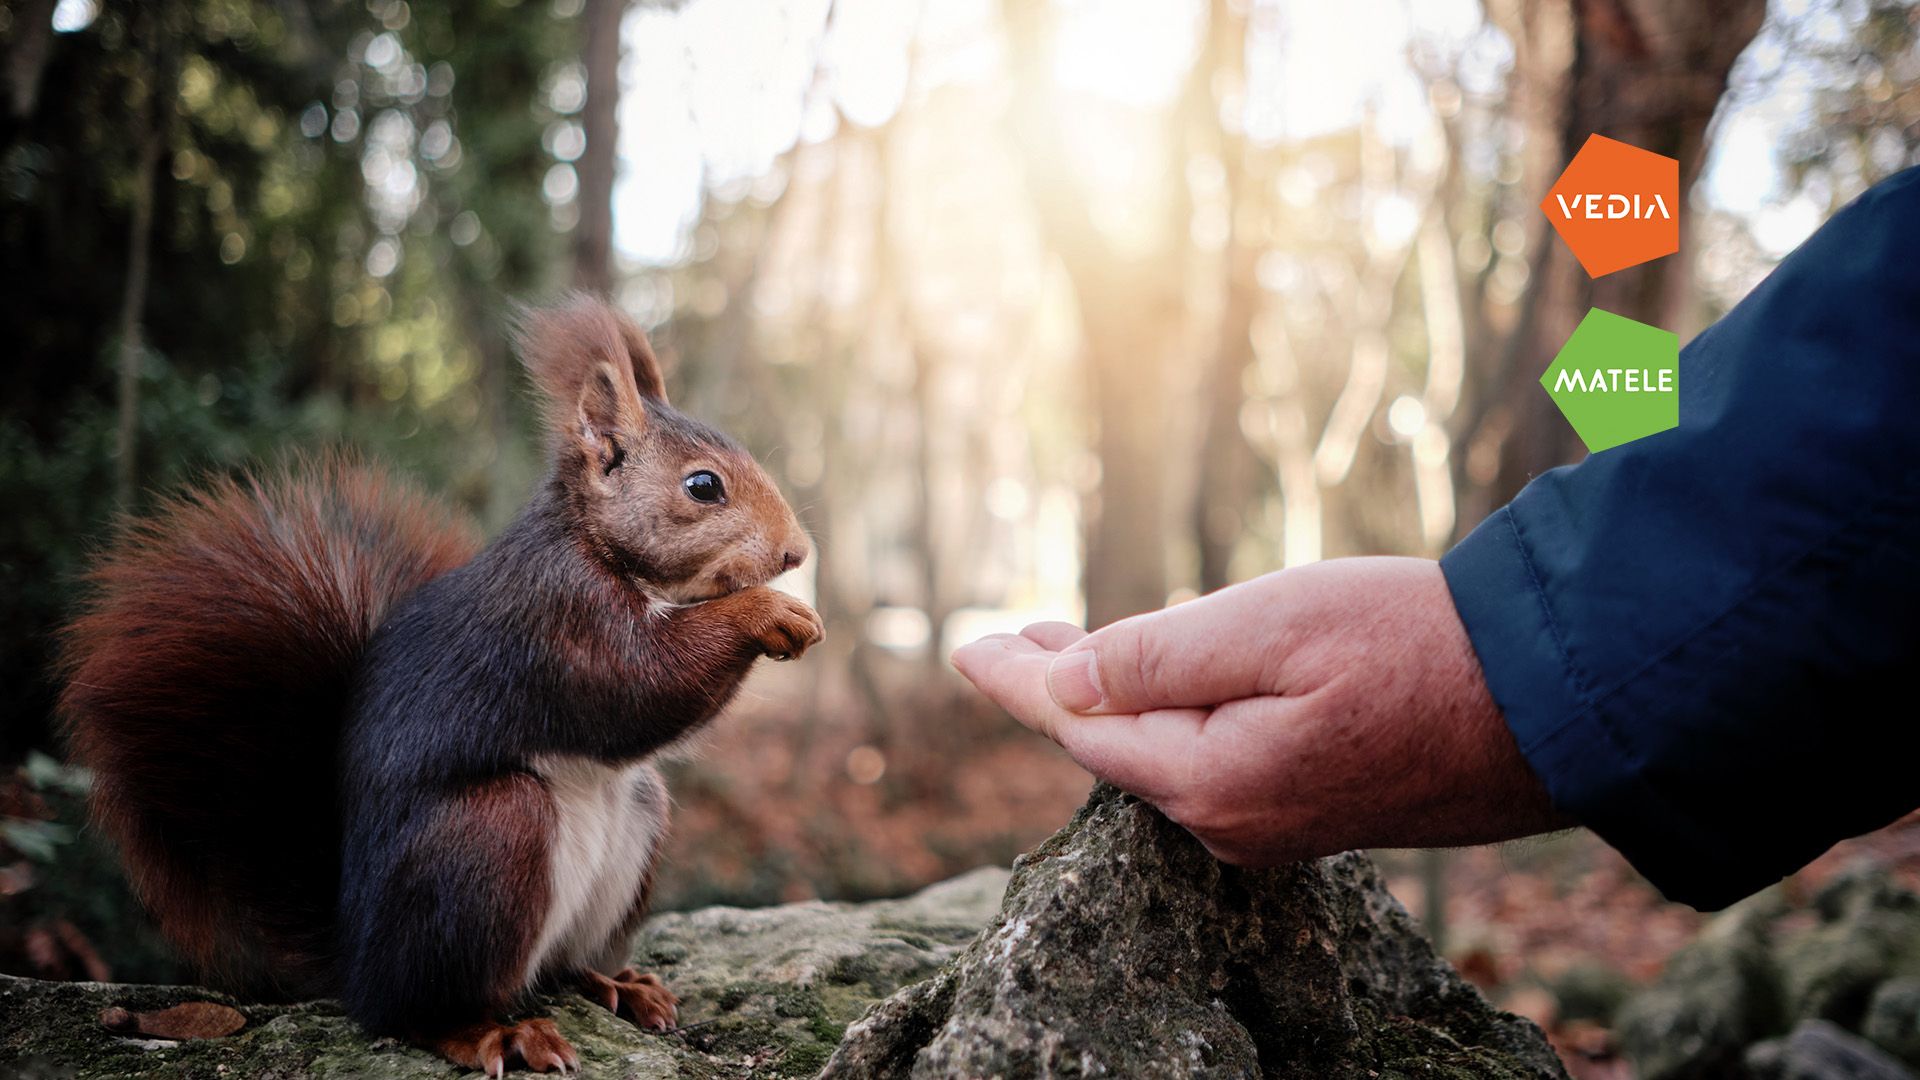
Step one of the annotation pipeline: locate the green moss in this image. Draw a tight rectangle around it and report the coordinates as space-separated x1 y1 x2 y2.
816 982 889 1025
823 952 879 985
710 979 825 1020
778 1037 835 1075
809 1013 848 1046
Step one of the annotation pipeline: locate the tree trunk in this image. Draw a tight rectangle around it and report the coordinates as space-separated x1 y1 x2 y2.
1458 0 1765 522
1191 0 1257 596
572 0 626 296
1194 238 1259 594
1001 0 1192 627
1077 294 1181 627
4 0 57 123
113 15 172 510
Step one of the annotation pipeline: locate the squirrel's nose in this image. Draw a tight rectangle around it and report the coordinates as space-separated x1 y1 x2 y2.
782 548 806 572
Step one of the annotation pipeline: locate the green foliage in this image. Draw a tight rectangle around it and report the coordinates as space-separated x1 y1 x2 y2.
0 0 581 752
0 0 581 989
0 341 340 756
0 753 184 984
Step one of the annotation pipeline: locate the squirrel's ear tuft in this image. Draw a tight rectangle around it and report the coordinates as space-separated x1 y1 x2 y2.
514 294 669 440
574 361 643 472
611 307 668 404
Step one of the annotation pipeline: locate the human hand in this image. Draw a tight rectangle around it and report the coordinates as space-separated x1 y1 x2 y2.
949 557 1568 865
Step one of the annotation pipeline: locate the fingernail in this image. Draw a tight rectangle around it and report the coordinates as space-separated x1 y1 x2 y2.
949 643 983 677
1047 650 1103 712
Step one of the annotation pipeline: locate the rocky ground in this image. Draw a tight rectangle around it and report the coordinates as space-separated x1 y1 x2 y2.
1616 865 1920 1079
1 786 1563 1079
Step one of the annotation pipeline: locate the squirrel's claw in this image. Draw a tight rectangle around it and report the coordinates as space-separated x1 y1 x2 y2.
581 968 679 1033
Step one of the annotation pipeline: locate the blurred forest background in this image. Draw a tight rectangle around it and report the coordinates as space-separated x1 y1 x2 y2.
2 0 1918 1073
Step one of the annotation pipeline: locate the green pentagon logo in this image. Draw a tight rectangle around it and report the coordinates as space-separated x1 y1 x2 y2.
1542 308 1679 453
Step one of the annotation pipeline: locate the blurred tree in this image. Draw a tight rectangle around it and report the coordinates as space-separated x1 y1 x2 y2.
0 0 579 751
112 3 173 509
1190 0 1259 595
1454 0 1766 524
572 0 628 294
4 0 57 120
390 0 573 523
1778 0 1920 201
2 0 361 754
1001 0 1193 628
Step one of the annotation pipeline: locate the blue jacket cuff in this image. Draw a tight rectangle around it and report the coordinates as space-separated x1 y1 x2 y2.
1441 504 1758 910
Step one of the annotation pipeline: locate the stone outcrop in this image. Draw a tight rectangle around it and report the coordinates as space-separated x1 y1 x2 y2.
826 784 1564 1079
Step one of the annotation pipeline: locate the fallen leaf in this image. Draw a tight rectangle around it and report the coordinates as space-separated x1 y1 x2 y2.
99 1002 246 1040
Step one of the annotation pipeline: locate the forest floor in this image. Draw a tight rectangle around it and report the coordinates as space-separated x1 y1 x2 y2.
1391 813 1920 1078
666 656 1920 1080
7 651 1918 1079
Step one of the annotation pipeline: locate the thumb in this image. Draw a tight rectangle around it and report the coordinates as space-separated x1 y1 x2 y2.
1045 588 1281 714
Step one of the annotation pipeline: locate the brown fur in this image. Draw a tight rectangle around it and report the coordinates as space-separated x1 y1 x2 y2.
521 294 809 604
431 1018 578 1077
402 772 556 1016
58 457 479 995
58 297 824 1069
515 293 669 433
579 968 678 1031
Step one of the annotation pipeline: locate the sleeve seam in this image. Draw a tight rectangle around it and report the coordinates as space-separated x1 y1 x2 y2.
1504 505 1600 723
1521 467 1920 759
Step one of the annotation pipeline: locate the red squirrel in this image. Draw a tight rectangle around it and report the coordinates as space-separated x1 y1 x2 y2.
58 296 824 1075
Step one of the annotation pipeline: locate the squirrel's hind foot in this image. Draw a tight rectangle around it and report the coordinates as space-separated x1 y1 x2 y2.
581 967 679 1032
428 1018 579 1077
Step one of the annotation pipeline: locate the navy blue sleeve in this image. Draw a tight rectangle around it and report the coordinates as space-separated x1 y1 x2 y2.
1441 166 1920 911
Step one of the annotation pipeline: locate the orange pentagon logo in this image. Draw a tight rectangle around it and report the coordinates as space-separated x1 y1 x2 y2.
1541 134 1679 278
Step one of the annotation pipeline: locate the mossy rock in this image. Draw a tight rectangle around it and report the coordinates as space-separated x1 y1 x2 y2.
1617 868 1920 1080
0 867 1009 1079
1616 891 1788 1080
2 787 1564 1079
1549 963 1637 1026
1777 869 1920 1029
1864 976 1920 1069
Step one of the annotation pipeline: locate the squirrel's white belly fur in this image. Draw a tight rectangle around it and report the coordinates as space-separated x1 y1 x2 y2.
525 755 667 982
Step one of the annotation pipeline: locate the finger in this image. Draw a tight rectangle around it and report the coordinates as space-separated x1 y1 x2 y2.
1052 706 1211 804
950 633 1069 742
1020 621 1089 651
950 632 1204 802
1046 586 1286 715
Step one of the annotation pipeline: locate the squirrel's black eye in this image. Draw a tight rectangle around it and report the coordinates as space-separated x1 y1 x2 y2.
683 470 725 504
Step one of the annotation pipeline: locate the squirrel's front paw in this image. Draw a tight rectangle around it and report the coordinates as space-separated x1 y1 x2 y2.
751 590 824 661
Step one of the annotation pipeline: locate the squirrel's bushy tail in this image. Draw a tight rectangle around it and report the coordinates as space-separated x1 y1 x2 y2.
59 457 479 996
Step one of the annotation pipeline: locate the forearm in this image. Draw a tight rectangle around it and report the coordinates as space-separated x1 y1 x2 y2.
553 587 814 759
1445 167 1920 909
